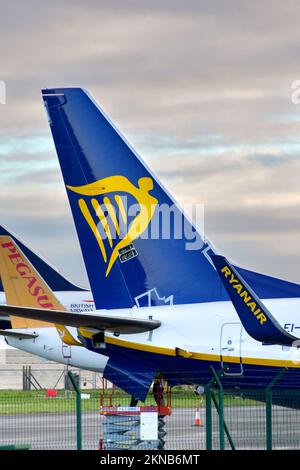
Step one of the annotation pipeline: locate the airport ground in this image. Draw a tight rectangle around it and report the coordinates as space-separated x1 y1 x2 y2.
0 394 299 450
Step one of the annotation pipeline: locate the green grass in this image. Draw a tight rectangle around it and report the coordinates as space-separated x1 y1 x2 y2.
0 388 264 414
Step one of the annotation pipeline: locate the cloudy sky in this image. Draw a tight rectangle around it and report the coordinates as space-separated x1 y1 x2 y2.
1 0 300 287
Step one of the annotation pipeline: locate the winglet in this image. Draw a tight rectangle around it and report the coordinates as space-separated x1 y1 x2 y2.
210 254 299 346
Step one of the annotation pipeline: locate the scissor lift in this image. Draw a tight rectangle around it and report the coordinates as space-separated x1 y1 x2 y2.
99 379 172 450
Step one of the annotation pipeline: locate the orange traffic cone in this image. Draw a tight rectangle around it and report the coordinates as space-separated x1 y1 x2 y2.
194 406 202 426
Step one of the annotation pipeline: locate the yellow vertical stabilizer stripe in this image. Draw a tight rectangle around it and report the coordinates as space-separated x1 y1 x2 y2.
103 196 120 236
78 199 107 263
115 194 127 225
91 198 113 248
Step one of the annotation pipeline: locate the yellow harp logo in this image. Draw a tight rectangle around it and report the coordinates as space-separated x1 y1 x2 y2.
67 175 158 277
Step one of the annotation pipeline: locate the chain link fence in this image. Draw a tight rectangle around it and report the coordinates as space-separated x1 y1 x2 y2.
0 367 299 450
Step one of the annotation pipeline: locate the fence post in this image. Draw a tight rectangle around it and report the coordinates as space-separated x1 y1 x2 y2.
210 367 225 450
68 371 82 450
210 391 235 450
204 367 229 450
266 368 287 450
204 384 213 450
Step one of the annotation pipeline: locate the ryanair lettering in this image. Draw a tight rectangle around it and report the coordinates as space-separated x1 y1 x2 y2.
0 241 55 309
221 265 267 325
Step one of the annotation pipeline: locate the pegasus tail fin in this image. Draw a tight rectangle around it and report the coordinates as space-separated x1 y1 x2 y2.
0 235 81 345
0 225 87 292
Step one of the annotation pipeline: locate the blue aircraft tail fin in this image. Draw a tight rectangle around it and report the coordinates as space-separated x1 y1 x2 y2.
211 254 298 346
0 225 86 292
42 88 300 309
41 88 225 309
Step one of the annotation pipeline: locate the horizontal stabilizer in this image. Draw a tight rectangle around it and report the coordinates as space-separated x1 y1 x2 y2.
211 255 299 346
0 329 38 339
0 305 160 335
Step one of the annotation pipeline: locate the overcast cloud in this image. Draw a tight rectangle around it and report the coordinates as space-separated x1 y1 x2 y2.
1 0 300 286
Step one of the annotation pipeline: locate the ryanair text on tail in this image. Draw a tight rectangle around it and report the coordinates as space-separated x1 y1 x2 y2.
221 265 267 325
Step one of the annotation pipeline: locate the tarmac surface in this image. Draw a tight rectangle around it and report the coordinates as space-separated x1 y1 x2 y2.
0 406 299 450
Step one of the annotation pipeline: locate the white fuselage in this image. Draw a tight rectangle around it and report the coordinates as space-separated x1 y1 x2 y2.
6 327 108 371
2 293 300 374
94 298 300 366
0 290 109 372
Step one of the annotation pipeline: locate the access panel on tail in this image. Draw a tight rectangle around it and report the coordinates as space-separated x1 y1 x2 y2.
42 88 300 309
